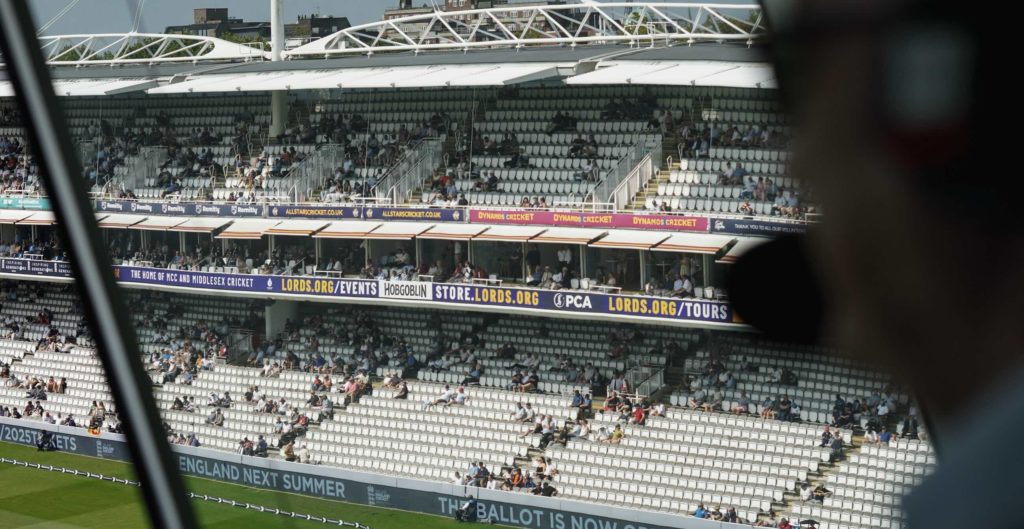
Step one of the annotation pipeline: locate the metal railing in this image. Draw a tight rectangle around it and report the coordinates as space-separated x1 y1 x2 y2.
382 137 444 205
589 134 661 210
609 151 655 211
283 143 346 202
130 146 167 190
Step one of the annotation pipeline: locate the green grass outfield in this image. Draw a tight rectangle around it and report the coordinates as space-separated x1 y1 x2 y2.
0 441 491 529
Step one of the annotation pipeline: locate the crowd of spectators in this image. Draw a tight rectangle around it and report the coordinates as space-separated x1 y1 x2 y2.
0 235 65 261
313 112 448 204
0 135 41 195
456 458 559 497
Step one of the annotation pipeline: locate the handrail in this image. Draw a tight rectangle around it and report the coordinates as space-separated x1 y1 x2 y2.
384 137 444 205
610 152 654 211
589 134 661 208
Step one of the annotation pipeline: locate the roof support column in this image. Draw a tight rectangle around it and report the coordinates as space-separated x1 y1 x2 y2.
269 0 288 138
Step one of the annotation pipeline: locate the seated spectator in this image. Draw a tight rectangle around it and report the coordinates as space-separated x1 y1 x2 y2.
393 380 409 399
732 391 751 414
829 436 844 462
608 424 624 444
280 440 297 462
687 389 707 410
254 435 268 457
879 426 893 444
423 384 455 409
820 426 833 447
206 408 224 427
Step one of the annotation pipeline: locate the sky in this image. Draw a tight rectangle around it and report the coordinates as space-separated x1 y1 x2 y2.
29 0 392 35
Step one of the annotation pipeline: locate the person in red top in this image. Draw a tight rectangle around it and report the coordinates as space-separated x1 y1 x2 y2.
631 405 646 425
778 517 792 529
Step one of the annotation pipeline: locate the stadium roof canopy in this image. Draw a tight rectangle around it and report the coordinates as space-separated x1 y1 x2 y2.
0 3 774 95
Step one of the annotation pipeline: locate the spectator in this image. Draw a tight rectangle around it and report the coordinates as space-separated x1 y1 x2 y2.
423 384 455 409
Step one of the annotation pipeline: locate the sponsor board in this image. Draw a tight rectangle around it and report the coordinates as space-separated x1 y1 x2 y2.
95 201 264 217
0 259 738 326
0 196 50 210
378 280 433 300
710 217 808 236
0 416 716 529
0 258 71 277
469 210 708 232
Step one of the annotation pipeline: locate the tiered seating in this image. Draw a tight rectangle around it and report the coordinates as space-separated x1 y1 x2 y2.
639 85 803 216
0 282 931 527
786 440 935 529
156 364 322 451
466 86 664 206
549 407 829 522
673 341 906 423
306 382 570 479
285 306 486 370
127 291 255 357
0 344 109 419
651 152 793 214
64 94 271 197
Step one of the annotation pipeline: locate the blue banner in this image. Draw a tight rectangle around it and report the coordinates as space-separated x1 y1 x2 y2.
710 217 808 236
267 205 464 222
0 261 737 326
96 200 264 217
107 268 735 325
267 204 359 219
0 258 71 277
112 267 734 324
113 266 379 299
364 207 464 222
431 284 736 324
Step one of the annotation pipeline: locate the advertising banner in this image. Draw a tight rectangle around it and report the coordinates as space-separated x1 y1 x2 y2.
0 416 720 529
267 204 359 219
95 200 264 217
431 283 736 324
0 259 738 326
378 280 433 300
267 205 463 222
470 210 708 232
364 207 463 222
0 258 71 277
710 217 808 236
0 196 50 210
114 266 379 299
0 417 130 460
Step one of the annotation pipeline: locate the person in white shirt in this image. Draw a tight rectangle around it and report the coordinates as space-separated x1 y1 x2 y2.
557 247 572 268
550 269 564 289
424 384 455 409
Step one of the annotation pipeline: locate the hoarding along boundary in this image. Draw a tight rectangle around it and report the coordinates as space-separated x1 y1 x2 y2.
0 417 743 529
